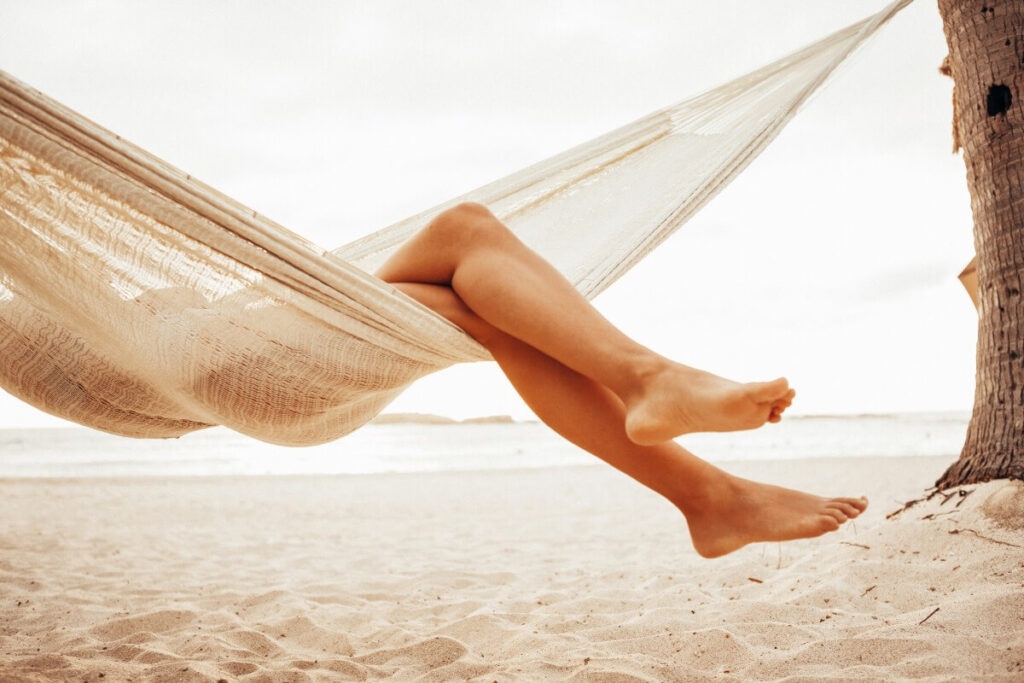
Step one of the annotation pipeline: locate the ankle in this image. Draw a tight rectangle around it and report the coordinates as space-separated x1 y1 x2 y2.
668 464 740 518
618 353 671 404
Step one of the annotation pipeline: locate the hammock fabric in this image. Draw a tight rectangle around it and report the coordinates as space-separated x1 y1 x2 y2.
0 1 911 445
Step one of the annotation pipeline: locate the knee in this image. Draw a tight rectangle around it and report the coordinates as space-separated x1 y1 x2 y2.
443 201 494 221
425 201 511 248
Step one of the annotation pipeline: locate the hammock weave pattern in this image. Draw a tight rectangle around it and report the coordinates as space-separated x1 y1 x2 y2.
0 1 910 445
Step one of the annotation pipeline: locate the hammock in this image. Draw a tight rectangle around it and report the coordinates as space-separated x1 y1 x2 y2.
0 0 912 445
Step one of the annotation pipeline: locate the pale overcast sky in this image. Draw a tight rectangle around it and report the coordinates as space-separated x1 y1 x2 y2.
0 0 976 428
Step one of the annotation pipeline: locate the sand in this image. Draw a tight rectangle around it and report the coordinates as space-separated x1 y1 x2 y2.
1 455 1022 681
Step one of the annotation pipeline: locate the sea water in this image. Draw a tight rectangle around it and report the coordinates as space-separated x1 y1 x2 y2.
0 412 969 478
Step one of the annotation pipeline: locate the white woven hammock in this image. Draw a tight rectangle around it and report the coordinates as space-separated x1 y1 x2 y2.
0 0 911 445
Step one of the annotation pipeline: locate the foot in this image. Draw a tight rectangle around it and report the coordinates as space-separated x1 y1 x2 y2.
678 474 868 558
624 363 793 445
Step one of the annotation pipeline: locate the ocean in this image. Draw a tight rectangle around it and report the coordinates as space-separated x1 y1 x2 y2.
0 412 969 478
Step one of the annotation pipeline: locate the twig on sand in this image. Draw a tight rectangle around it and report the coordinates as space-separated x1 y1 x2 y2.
942 488 975 507
948 527 1022 548
918 607 940 625
860 584 877 597
840 541 871 550
888 485 975 520
887 491 932 520
747 577 763 584
920 510 958 521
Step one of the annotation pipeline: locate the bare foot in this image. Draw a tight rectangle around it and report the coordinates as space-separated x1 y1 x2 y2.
677 474 868 558
624 363 793 445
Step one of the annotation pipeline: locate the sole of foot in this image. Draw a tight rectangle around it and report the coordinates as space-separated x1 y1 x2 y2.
625 368 792 445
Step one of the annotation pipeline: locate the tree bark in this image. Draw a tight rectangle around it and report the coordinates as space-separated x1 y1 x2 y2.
936 0 1024 488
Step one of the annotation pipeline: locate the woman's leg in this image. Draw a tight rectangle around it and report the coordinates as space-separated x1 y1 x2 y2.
376 202 794 444
392 282 867 558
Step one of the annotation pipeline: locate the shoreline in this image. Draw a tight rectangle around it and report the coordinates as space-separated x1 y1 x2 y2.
0 452 958 482
0 413 972 479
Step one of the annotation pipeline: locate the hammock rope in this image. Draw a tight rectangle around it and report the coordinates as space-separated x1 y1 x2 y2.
0 0 912 445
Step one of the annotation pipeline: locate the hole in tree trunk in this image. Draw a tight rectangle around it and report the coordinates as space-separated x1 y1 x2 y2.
987 84 1012 116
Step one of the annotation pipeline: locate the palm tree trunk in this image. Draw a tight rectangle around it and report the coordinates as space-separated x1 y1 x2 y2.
935 0 1024 488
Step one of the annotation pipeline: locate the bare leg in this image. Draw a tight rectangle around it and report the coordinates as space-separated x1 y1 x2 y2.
376 202 794 444
391 282 867 558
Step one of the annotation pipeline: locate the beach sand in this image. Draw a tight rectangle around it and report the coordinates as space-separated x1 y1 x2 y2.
2 454 1022 681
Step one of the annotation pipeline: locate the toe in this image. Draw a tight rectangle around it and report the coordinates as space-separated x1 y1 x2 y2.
822 507 847 524
836 496 869 511
819 515 841 532
767 399 791 422
748 377 790 402
827 501 861 518
772 391 795 411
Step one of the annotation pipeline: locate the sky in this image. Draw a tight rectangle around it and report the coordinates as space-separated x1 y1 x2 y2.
0 0 978 427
